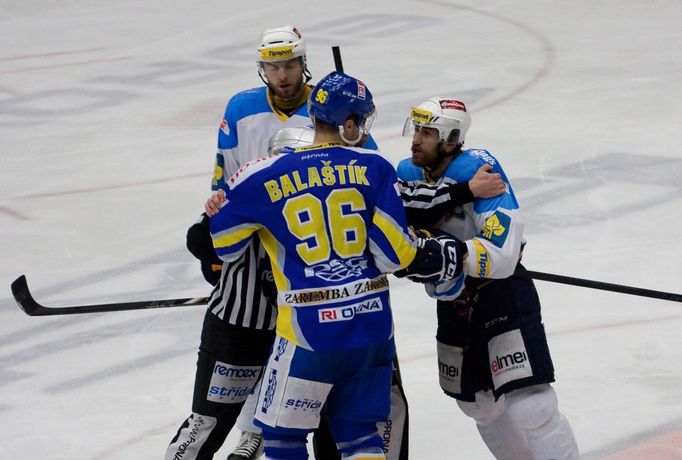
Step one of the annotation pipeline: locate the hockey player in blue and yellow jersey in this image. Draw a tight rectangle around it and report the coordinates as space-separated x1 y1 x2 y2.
167 25 353 460
397 97 579 460
210 72 463 460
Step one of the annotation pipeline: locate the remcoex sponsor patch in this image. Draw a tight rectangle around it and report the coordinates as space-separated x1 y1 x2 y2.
207 361 261 403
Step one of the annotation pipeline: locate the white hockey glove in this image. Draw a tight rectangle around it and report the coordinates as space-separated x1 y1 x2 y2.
394 232 466 284
425 277 466 300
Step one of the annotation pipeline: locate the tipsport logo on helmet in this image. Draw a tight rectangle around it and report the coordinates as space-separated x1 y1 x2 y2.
410 107 433 124
260 45 295 61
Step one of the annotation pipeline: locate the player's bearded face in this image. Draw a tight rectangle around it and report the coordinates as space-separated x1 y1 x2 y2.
263 59 304 100
410 126 441 168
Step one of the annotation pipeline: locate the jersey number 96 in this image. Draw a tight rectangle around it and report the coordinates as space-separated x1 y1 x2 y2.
283 189 367 265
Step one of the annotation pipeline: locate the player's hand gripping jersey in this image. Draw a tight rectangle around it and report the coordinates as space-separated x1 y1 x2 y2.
211 144 416 352
398 149 524 297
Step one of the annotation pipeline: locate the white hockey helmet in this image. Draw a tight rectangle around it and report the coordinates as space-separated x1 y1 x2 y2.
267 126 315 155
402 97 471 146
257 24 310 85
257 24 306 64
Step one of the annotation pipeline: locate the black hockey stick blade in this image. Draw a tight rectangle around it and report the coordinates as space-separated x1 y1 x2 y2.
515 268 682 303
332 46 344 73
11 275 209 316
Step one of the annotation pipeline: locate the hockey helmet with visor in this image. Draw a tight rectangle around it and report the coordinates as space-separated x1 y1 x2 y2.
257 24 311 83
308 71 376 145
402 97 471 146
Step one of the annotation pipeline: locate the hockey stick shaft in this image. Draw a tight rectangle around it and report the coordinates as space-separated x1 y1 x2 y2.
12 266 681 317
11 275 209 316
515 268 682 303
332 46 344 73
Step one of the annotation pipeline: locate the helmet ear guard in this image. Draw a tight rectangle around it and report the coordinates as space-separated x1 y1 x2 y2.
445 128 461 146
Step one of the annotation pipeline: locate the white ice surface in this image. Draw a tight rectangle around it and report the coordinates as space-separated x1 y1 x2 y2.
1 1 681 459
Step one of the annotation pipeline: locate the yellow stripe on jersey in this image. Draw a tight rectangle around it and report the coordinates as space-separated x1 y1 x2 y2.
372 209 416 269
472 239 491 278
275 304 301 347
258 227 290 291
212 224 260 251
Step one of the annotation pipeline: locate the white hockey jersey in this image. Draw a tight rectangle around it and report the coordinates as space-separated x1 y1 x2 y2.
397 148 525 298
211 86 313 190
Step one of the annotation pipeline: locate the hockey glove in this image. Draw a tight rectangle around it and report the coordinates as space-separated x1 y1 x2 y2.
394 233 466 284
186 213 223 285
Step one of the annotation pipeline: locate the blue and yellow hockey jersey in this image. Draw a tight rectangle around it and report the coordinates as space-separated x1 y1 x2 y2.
210 143 416 351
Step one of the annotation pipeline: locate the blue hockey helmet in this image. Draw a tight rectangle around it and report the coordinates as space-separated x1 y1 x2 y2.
308 71 375 144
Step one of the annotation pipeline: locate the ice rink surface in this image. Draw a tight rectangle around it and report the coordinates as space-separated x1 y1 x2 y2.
1 1 681 458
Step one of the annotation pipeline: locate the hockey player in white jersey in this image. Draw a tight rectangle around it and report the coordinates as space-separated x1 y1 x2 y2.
396 97 579 459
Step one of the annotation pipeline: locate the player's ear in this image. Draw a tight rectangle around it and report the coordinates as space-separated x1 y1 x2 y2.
342 116 357 133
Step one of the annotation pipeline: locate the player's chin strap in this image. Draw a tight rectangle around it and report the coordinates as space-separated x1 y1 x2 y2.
340 126 364 146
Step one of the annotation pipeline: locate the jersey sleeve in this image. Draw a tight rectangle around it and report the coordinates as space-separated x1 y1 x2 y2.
209 178 260 263
465 188 524 279
212 100 240 191
368 164 417 272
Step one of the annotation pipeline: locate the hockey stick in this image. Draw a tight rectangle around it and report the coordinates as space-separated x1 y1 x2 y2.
332 45 344 73
12 265 680 317
515 268 682 303
10 275 209 316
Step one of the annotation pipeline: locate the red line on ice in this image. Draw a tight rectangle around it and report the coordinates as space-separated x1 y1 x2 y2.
14 172 209 200
0 47 105 62
602 429 682 459
0 57 130 75
0 205 30 221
